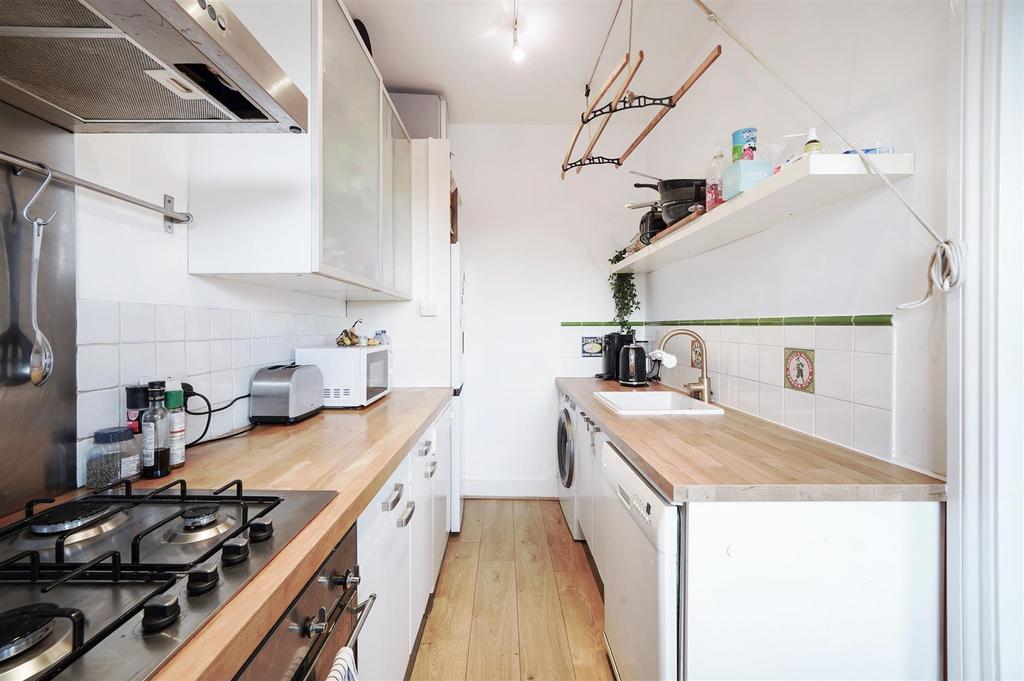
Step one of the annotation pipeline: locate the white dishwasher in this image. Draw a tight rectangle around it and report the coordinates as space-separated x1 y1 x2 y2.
601 440 679 681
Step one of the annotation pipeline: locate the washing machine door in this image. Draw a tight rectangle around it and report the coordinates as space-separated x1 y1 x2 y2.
557 408 575 489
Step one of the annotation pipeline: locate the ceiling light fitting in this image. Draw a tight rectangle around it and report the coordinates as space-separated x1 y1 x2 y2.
511 0 524 63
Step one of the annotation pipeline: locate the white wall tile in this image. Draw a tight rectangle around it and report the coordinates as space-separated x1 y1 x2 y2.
854 404 894 458
815 325 854 351
232 339 251 368
854 325 895 354
233 367 252 396
758 345 783 386
704 325 720 341
185 373 212 442
722 342 738 376
268 337 287 363
76 438 93 487
210 339 231 372
232 310 251 339
706 341 721 373
120 303 155 343
211 370 233 405
560 332 581 358
185 341 211 375
758 384 783 423
77 388 119 438
853 352 893 409
784 325 814 349
77 300 119 344
232 399 251 429
210 411 233 438
156 342 186 376
738 344 759 380
720 324 738 342
251 337 268 367
120 343 156 384
210 309 232 340
718 375 737 407
815 349 853 401
155 305 185 341
737 378 759 414
77 345 119 391
251 311 268 338
814 395 853 447
783 389 814 434
186 307 210 341
758 325 784 346
738 325 759 344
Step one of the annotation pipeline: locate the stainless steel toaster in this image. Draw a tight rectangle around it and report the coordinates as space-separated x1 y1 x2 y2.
249 364 324 424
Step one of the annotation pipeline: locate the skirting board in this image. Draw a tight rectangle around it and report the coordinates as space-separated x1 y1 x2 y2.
463 478 559 498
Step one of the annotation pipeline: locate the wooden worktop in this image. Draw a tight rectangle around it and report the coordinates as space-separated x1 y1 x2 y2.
557 378 945 503
139 388 452 680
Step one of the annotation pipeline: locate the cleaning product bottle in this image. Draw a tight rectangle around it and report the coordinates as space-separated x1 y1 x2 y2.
705 143 728 211
803 127 822 154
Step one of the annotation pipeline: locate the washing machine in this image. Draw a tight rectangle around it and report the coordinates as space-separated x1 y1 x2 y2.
556 393 583 540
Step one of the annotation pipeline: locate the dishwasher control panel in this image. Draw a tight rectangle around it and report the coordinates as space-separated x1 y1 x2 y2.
602 440 678 553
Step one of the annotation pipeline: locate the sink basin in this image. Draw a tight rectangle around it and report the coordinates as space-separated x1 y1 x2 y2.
593 390 725 415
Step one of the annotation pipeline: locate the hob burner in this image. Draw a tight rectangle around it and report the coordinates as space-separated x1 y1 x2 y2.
30 502 110 536
182 505 220 530
0 605 56 663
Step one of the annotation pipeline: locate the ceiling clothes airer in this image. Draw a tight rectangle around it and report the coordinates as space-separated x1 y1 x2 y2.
688 0 963 308
560 0 722 178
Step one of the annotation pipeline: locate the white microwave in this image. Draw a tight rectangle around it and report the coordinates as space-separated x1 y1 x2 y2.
294 346 391 408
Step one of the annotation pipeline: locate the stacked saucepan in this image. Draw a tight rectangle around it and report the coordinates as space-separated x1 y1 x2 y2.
626 172 706 244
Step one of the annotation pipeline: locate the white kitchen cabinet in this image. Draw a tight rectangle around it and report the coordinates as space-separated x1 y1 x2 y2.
408 438 434 647
357 458 412 681
590 435 616 581
186 0 412 301
576 416 601 542
431 404 453 586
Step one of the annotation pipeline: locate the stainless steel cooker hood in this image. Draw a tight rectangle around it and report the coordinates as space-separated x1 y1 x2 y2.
0 0 307 133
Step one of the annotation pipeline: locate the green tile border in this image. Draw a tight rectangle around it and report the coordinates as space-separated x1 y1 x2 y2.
562 314 893 328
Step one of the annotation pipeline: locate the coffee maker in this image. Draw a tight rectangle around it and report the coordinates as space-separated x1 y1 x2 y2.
597 332 634 379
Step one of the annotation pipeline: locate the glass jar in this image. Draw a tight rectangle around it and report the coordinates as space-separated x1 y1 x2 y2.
86 426 138 488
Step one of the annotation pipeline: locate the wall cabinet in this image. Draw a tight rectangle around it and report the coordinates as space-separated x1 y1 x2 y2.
357 406 452 680
187 0 413 301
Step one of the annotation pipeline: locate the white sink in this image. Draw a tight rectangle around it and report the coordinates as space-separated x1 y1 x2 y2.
594 390 725 415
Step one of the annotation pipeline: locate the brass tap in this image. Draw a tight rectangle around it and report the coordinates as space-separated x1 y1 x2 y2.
656 328 712 404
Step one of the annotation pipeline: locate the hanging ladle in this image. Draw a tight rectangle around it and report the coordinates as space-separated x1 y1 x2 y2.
21 163 57 387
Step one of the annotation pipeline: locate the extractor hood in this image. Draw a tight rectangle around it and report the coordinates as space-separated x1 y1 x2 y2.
0 0 307 133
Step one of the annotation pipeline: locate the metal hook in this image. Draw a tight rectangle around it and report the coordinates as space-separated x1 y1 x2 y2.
21 162 58 228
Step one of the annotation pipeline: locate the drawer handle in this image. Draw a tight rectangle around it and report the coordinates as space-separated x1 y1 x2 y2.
425 461 437 479
381 483 404 512
418 440 433 457
397 501 415 527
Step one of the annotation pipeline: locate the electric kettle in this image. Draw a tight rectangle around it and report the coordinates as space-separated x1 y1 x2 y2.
618 342 649 387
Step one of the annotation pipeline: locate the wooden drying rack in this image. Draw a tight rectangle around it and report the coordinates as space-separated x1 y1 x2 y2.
561 44 722 178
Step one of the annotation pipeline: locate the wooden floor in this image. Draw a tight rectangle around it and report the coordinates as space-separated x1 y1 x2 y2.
410 499 613 681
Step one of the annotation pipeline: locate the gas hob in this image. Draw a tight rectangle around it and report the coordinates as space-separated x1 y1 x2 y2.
0 479 335 680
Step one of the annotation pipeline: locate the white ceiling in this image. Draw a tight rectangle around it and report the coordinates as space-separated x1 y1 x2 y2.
345 0 731 125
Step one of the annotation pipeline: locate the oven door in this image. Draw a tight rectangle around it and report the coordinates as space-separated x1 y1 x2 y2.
364 348 390 402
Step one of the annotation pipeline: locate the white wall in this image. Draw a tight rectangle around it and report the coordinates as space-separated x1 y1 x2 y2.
640 0 950 475
448 124 644 496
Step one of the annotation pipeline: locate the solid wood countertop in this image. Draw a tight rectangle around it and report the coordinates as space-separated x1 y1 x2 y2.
557 378 946 503
139 388 452 680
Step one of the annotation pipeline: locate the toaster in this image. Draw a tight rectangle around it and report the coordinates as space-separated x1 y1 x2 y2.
249 364 324 424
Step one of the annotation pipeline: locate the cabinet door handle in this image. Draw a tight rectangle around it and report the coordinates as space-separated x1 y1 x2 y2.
397 501 416 527
381 483 404 512
418 440 432 457
425 461 437 479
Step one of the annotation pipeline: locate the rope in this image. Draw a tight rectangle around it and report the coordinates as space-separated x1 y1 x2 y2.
696 1 964 309
586 0 624 95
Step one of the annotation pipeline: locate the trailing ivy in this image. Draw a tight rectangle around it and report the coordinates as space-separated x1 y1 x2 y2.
609 249 640 333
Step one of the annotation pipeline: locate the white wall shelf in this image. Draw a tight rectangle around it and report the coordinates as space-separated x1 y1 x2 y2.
611 153 915 274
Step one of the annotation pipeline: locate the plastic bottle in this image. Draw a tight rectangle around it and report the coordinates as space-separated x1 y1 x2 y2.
705 144 728 211
141 381 170 479
166 388 186 469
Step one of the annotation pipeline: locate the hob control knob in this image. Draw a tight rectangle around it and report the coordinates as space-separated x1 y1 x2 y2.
249 517 274 543
141 594 180 634
187 561 220 596
221 535 250 566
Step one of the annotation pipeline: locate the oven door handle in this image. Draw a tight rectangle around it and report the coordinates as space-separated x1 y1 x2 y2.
345 593 377 649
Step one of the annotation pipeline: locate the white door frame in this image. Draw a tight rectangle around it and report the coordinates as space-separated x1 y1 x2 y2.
946 1 1023 679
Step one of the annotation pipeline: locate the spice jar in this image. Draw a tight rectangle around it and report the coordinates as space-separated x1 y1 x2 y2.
86 426 138 488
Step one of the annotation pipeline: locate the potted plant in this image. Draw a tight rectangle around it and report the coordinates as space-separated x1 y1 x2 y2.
609 249 640 333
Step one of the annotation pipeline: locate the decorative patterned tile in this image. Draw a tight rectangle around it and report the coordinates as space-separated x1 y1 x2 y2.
784 348 815 393
690 339 704 369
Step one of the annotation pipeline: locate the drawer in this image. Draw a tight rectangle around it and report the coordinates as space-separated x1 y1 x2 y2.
409 430 435 475
358 454 410 552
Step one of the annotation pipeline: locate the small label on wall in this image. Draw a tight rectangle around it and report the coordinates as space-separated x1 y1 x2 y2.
581 336 603 357
784 348 815 393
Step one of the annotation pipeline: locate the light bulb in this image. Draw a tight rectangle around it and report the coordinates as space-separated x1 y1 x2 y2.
511 43 525 63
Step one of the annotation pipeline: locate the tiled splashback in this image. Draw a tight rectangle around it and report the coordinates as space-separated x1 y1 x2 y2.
76 299 346 485
559 316 896 461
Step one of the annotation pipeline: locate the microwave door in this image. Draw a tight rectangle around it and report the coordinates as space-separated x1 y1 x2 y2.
366 351 389 400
